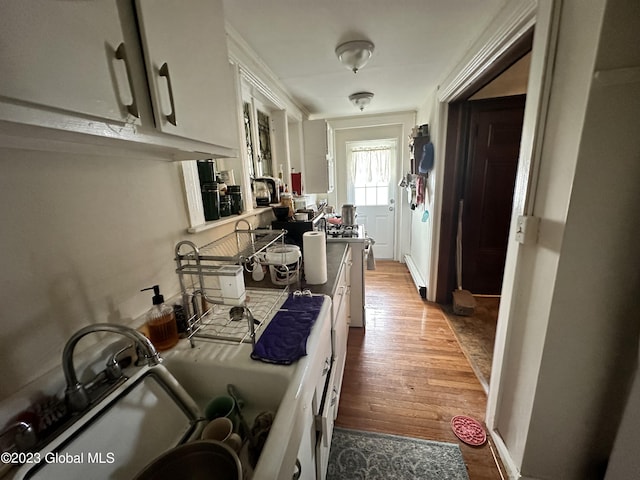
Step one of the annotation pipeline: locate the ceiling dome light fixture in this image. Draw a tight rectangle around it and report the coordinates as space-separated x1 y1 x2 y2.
335 40 375 73
349 92 374 111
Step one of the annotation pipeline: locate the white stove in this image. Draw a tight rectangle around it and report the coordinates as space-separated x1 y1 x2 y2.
325 224 366 241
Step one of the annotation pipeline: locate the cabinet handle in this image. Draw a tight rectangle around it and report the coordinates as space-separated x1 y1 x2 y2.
159 62 177 126
331 386 338 406
322 358 330 376
292 458 302 480
115 43 139 118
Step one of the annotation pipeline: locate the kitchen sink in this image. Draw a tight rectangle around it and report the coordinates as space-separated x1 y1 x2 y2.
162 352 290 427
9 343 294 480
7 292 332 480
161 342 296 479
12 364 202 480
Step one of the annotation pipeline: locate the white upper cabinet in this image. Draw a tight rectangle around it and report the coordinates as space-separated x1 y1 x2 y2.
303 119 334 193
0 1 138 123
0 0 238 158
135 0 237 149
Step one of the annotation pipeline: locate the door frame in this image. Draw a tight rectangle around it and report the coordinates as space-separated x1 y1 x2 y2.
429 0 563 475
434 30 533 304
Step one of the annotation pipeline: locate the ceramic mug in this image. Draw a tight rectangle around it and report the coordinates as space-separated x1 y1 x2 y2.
201 417 242 452
204 395 236 425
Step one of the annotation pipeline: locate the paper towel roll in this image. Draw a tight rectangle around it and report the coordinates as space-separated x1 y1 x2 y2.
303 231 327 284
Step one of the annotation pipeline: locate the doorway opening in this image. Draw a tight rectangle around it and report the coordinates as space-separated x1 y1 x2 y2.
437 30 532 392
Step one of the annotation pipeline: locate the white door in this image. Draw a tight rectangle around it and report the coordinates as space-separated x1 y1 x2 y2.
347 141 396 259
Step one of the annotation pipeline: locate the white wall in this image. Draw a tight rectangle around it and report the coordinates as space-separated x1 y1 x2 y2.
490 0 605 469
0 148 269 405
470 52 531 100
410 91 438 293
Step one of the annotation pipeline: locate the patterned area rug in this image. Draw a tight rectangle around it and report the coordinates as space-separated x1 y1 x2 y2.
327 428 470 480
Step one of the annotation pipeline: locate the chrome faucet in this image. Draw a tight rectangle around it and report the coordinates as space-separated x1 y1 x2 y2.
63 323 161 412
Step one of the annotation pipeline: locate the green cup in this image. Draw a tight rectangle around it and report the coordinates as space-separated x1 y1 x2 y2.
204 395 237 426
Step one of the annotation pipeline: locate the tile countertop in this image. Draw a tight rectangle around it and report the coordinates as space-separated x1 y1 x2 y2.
243 242 349 298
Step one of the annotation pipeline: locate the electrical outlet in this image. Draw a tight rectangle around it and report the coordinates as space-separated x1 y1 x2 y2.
515 215 539 245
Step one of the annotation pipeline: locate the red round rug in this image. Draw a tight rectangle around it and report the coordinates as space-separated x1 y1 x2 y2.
451 415 487 446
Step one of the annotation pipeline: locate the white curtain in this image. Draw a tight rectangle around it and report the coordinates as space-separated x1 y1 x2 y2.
350 146 391 185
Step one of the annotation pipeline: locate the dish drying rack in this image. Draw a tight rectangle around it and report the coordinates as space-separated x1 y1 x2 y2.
174 221 295 347
184 288 288 347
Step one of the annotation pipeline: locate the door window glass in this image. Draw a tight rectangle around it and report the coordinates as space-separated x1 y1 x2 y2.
349 145 392 206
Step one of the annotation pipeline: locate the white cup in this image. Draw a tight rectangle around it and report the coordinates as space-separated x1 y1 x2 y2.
201 417 242 452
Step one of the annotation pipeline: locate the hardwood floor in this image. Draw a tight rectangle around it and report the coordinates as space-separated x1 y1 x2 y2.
335 260 504 479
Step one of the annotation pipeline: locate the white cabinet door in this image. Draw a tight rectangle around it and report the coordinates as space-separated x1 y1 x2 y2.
303 120 332 193
331 283 349 419
295 405 317 480
135 0 238 148
316 363 339 480
0 0 138 123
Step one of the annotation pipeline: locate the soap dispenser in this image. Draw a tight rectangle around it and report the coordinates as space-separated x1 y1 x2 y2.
141 285 179 351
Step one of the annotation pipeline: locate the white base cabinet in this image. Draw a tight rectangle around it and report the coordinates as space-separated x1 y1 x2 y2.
292 248 351 480
292 301 332 480
316 246 351 480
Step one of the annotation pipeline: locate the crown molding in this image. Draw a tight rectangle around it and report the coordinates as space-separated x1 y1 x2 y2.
225 21 309 120
438 0 537 102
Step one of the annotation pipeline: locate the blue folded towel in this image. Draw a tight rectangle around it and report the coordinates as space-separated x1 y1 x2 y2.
251 294 324 365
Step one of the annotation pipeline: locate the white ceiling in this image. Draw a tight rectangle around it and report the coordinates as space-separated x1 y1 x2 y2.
222 0 508 118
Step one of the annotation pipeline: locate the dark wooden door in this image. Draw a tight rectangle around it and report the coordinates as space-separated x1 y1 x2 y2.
461 96 525 294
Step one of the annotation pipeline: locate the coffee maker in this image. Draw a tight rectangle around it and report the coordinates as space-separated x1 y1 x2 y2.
255 177 279 204
271 219 314 251
253 179 271 206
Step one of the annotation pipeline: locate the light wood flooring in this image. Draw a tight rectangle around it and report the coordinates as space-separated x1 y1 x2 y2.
335 260 504 479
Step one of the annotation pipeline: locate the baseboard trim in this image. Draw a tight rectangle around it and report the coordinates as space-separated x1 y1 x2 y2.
404 254 427 299
489 429 522 480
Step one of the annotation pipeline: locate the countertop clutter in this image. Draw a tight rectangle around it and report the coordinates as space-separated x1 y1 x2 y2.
150 238 353 479
165 239 352 480
244 242 349 298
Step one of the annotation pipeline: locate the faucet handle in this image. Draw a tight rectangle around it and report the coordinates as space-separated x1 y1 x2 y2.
134 345 162 367
105 343 134 380
0 420 38 452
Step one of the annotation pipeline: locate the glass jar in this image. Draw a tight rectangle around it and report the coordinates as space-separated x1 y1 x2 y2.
280 192 294 218
228 185 243 214
220 195 232 217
